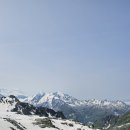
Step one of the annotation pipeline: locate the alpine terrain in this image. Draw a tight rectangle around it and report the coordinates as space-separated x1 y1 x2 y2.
0 93 98 130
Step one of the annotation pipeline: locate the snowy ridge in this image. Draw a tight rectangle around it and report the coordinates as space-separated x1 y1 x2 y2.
24 91 128 109
84 99 127 109
0 95 65 119
0 95 18 112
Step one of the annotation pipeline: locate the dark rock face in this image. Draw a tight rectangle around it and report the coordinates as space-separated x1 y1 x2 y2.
33 118 57 129
35 107 49 117
56 111 66 119
43 107 66 119
12 102 36 115
9 95 20 102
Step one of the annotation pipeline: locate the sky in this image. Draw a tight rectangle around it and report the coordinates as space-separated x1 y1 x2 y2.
0 0 130 100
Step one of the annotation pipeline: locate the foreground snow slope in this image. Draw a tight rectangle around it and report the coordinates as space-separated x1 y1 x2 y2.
0 112 98 130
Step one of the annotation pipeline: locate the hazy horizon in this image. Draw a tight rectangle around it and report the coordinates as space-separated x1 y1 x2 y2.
0 87 129 102
0 1 130 100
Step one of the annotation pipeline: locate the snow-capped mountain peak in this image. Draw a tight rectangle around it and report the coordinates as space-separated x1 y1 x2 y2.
24 91 85 108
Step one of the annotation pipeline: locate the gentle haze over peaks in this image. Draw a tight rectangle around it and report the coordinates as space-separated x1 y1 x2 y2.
0 0 130 100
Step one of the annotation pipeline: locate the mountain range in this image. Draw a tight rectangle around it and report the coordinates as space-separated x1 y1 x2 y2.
23 91 129 124
0 89 129 126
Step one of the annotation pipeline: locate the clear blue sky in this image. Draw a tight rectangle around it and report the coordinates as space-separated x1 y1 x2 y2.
0 0 130 100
